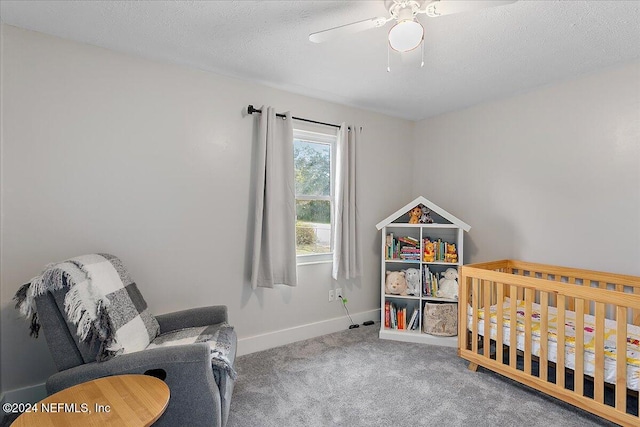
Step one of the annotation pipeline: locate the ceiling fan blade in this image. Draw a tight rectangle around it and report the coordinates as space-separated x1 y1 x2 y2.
309 17 388 43
425 1 517 18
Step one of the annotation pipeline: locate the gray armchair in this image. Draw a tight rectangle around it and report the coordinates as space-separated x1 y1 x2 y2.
35 286 236 427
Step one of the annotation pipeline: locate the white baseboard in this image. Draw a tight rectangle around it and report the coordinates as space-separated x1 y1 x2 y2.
237 308 380 356
0 310 380 406
0 382 47 407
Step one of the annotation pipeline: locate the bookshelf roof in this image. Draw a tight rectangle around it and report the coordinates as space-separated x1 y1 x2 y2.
375 196 471 232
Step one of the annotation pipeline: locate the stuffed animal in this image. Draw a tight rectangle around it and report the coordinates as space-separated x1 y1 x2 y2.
423 240 435 263
404 268 420 296
438 268 459 299
419 205 434 224
445 244 458 263
408 206 422 224
385 271 408 295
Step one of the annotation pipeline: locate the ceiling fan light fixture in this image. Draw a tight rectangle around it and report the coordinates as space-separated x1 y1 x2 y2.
388 19 424 52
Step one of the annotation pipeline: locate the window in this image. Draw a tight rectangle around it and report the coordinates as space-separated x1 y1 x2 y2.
293 129 336 263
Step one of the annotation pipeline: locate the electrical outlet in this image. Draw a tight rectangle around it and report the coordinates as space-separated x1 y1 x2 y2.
335 288 343 301
328 290 335 302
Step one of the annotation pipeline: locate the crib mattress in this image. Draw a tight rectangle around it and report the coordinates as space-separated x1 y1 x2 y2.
467 299 640 391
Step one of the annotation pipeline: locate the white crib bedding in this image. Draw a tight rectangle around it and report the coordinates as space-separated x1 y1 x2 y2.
467 299 640 391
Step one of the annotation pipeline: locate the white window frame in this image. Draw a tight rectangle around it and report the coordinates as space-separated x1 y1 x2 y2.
293 128 337 265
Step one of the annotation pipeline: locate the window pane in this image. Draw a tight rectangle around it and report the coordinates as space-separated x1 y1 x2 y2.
296 200 331 255
294 140 330 197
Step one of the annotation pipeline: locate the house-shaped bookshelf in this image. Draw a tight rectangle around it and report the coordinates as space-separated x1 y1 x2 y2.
376 196 470 347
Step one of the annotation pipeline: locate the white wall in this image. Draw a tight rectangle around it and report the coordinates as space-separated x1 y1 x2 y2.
0 24 415 394
412 62 640 276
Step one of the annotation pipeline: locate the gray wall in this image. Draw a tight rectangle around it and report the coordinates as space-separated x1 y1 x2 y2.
0 24 415 394
412 62 640 276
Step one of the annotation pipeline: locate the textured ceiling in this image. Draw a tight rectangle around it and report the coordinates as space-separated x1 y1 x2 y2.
1 0 639 120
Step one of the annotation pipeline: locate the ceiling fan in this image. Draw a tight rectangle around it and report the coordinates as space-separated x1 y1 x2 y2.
309 0 517 68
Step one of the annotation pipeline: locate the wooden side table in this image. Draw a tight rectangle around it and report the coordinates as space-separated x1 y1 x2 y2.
12 374 170 427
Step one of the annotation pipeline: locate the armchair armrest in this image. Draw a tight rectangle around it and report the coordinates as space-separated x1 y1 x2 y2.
155 305 228 334
46 343 222 427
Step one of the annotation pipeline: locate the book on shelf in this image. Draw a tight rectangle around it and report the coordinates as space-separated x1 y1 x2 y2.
402 308 407 330
386 233 420 261
384 302 391 328
390 303 396 328
407 307 419 330
400 247 420 253
397 236 419 245
386 232 394 259
422 266 440 297
384 301 416 331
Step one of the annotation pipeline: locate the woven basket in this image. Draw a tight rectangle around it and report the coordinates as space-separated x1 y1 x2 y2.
423 302 458 336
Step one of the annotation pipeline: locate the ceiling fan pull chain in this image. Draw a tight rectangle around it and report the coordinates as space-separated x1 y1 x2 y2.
387 43 391 72
420 39 425 68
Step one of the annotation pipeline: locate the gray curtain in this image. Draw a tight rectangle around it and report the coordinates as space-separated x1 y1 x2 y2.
332 124 363 280
251 106 298 288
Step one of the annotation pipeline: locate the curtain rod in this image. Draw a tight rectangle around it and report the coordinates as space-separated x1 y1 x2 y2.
247 105 342 130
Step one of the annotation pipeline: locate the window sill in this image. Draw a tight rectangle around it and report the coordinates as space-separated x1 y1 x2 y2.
297 259 333 267
297 253 333 266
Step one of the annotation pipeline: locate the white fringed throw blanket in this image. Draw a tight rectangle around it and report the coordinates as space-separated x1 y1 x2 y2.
14 254 159 360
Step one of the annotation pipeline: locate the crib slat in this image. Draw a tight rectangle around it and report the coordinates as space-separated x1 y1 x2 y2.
459 276 468 350
594 302 605 403
509 285 518 370
496 282 504 363
546 274 557 308
484 279 492 359
524 288 533 375
634 287 640 326
575 298 585 396
472 278 479 354
567 277 576 311
539 292 549 382
615 305 627 411
556 295 566 388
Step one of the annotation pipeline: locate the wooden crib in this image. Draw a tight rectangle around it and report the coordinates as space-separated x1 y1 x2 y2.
459 260 640 427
